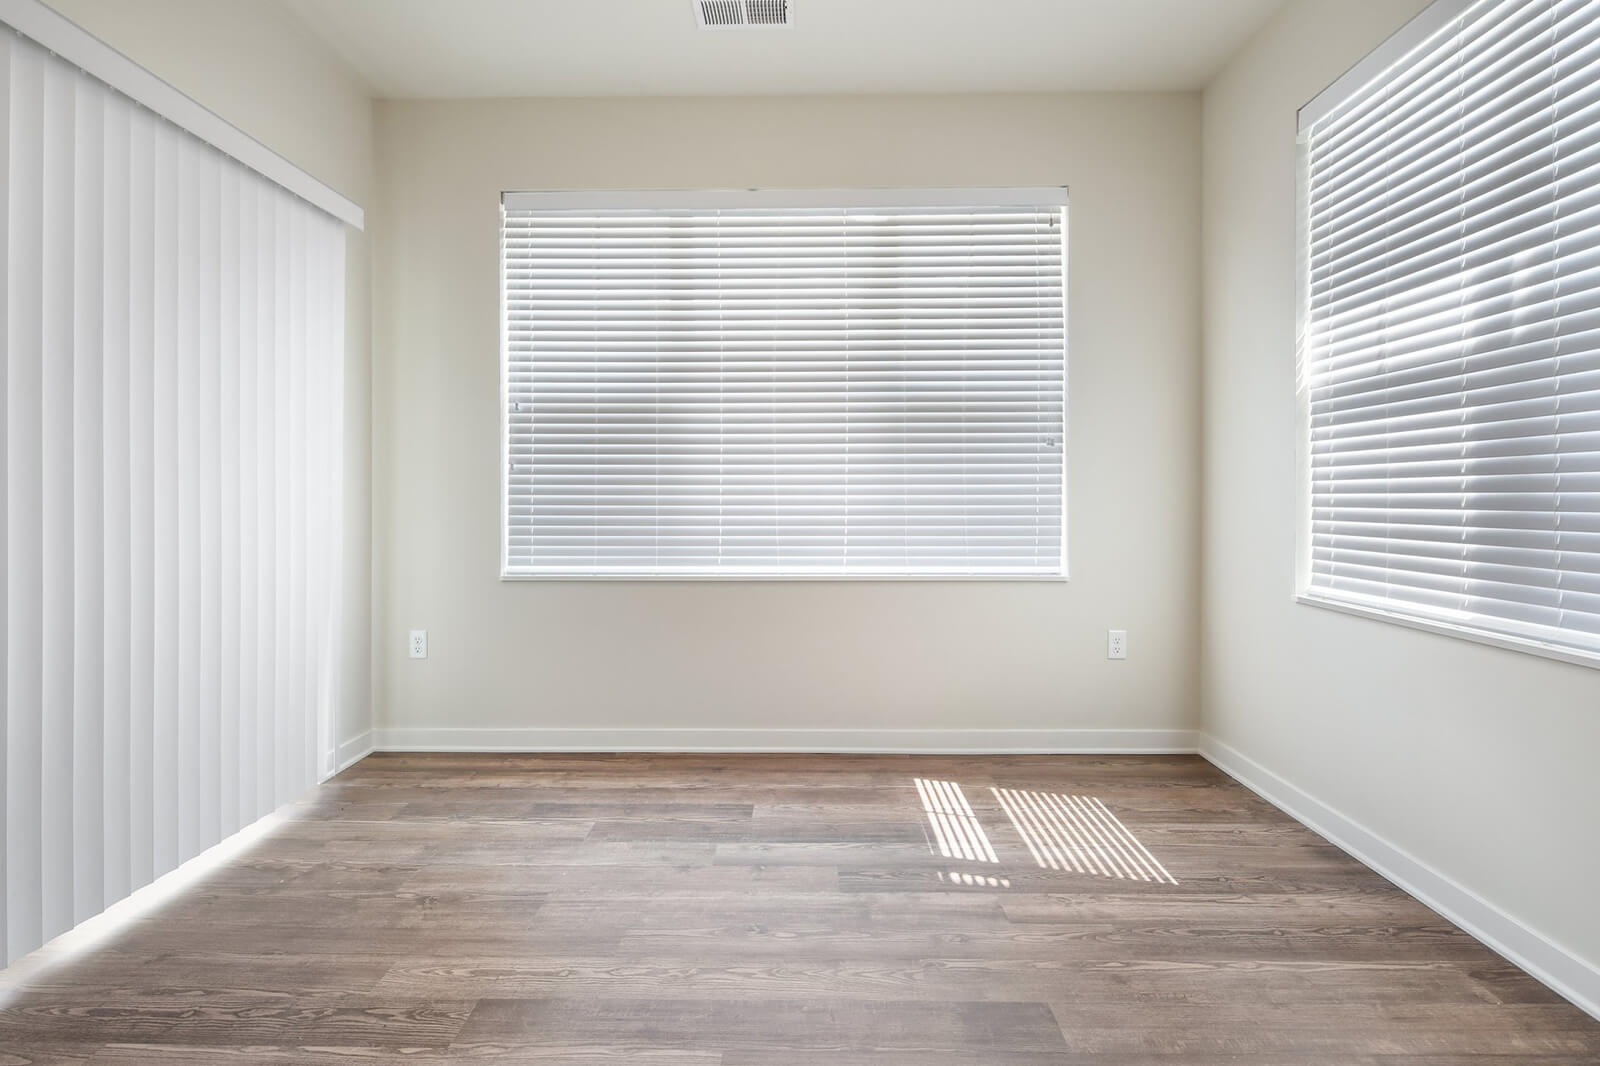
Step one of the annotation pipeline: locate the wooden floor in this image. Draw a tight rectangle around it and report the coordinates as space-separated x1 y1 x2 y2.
1 753 1596 1064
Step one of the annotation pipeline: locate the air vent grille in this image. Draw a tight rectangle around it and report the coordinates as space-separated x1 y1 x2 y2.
745 0 788 24
695 0 790 28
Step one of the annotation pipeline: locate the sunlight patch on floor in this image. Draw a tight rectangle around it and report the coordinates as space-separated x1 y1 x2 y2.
991 788 1176 884
938 869 1011 888
914 777 999 863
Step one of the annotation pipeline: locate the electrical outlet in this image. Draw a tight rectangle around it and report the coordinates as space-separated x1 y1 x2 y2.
408 629 428 659
1107 629 1127 660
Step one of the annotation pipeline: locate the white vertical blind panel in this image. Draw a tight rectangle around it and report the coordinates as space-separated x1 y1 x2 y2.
39 43 75 946
99 81 129 910
217 162 240 840
196 138 222 856
237 174 258 823
255 183 277 818
1302 0 1600 658
502 200 1068 577
174 132 199 866
149 108 177 879
125 101 155 895
0 29 345 964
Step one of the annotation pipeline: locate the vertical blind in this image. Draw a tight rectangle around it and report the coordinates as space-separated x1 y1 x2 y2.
2 28 346 964
1300 0 1600 657
501 191 1067 577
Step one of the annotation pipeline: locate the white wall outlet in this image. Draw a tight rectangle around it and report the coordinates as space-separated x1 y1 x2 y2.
408 629 428 659
1107 629 1128 660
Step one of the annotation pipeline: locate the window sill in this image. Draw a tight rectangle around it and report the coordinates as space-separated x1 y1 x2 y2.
1294 592 1600 672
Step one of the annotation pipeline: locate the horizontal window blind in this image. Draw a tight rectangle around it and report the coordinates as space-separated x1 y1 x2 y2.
1 27 346 963
1301 0 1600 658
501 193 1067 577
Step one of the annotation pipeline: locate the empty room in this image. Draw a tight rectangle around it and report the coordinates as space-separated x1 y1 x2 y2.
1 0 1599 1061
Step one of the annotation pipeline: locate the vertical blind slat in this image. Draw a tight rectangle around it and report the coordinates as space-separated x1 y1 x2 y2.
150 112 177 879
174 131 199 867
125 101 155 895
70 69 105 927
6 36 44 958
39 48 75 945
99 84 130 910
218 161 240 840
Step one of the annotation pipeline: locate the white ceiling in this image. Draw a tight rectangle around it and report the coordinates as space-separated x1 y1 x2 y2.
282 0 1289 99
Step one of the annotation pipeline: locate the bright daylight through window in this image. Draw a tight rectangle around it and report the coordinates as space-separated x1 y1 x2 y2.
1299 0 1600 662
501 189 1067 578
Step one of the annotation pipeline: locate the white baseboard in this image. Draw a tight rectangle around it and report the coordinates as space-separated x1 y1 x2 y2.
1200 735 1600 1023
372 726 1199 755
334 730 375 773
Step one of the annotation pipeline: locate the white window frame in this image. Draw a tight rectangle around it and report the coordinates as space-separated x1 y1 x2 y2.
1293 0 1600 670
498 186 1069 582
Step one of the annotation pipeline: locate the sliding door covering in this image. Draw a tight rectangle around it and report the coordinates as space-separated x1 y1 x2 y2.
502 192 1067 578
1 30 346 962
1301 0 1600 660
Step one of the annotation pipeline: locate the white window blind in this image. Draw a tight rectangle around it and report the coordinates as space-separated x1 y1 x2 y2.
1 27 347 964
1299 0 1600 661
501 190 1067 578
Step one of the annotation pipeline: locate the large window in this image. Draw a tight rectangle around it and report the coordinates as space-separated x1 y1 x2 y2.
1298 0 1600 663
501 189 1066 578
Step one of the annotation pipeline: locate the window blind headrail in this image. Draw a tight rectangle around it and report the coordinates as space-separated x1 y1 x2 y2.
0 0 364 228
504 188 1069 211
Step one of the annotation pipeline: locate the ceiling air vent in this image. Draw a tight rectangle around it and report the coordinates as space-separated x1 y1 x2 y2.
695 0 790 28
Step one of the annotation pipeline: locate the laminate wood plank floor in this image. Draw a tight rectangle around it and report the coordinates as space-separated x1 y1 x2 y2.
1 753 1595 1064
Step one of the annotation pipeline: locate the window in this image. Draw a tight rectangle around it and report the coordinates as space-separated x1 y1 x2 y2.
1298 0 1600 663
501 189 1066 578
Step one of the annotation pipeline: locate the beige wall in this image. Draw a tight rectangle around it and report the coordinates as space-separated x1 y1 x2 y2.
43 0 377 758
1201 0 1600 976
373 93 1202 741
